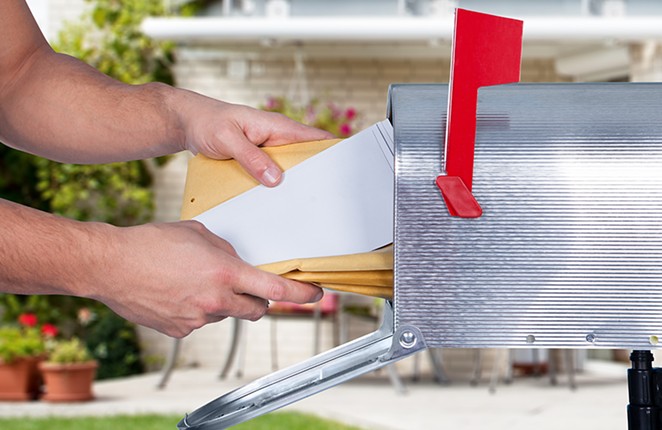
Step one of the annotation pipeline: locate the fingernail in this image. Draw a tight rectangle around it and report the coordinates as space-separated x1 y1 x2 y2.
314 290 324 302
262 166 282 186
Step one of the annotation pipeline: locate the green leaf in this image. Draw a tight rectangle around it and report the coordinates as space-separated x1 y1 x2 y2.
92 7 107 28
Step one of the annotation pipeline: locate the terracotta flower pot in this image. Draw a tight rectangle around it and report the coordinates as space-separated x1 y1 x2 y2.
0 356 42 401
38 361 98 402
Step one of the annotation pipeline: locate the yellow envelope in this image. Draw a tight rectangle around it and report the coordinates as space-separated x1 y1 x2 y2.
181 139 394 300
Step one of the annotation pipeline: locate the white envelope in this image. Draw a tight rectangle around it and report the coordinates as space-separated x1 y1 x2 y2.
194 120 395 266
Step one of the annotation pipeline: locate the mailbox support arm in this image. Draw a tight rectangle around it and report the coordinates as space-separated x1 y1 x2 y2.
177 301 427 430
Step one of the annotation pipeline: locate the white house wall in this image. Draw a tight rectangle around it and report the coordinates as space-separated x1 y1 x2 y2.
172 54 566 127
26 0 87 41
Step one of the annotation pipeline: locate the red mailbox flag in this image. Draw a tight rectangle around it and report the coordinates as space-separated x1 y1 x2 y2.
436 9 523 218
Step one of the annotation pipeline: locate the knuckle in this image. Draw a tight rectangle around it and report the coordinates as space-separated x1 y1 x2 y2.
189 305 213 329
170 326 192 339
268 282 288 302
267 111 289 123
214 264 238 289
193 317 208 331
200 298 225 319
247 307 267 322
181 219 206 234
216 265 239 290
190 220 208 233
242 147 266 170
221 240 238 255
212 127 234 145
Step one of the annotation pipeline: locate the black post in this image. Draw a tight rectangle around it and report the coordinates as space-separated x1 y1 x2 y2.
628 350 659 430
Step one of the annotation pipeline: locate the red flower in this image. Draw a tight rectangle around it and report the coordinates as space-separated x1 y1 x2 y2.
41 324 59 338
344 107 357 120
339 123 352 136
18 313 38 327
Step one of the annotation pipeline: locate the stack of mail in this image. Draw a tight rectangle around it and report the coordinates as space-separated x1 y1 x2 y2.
180 120 395 299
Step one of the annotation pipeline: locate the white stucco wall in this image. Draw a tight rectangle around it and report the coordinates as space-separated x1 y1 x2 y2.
26 0 87 41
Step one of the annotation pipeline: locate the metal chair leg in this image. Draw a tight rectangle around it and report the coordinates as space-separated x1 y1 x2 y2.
270 316 279 371
411 352 421 382
313 302 322 355
565 349 577 390
235 323 247 378
504 349 514 384
471 349 482 386
549 349 577 390
428 348 451 384
549 349 558 385
532 349 543 376
489 349 510 394
387 363 408 395
157 338 181 389
219 319 243 379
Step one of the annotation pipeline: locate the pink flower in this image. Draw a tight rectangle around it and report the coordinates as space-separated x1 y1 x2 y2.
78 307 94 325
339 123 352 136
344 107 357 120
265 97 281 110
18 313 38 327
328 103 341 120
41 324 59 338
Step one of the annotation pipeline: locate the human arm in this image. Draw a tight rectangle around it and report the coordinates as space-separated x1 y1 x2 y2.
0 1 332 186
0 199 322 338
0 1 329 337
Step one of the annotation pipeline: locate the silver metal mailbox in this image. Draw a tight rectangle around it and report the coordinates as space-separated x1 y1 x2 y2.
393 83 662 350
178 82 662 429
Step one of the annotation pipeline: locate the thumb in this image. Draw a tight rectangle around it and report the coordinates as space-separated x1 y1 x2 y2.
229 133 283 187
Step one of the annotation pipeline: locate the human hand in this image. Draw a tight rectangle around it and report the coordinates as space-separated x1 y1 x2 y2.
177 91 334 187
95 220 324 338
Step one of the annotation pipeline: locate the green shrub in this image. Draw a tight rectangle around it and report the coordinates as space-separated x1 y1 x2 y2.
0 326 45 363
47 338 93 364
84 310 144 380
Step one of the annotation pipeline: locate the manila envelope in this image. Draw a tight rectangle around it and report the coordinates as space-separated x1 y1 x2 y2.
181 139 394 300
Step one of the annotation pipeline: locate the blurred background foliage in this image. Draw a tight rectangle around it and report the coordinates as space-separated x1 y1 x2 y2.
261 96 361 138
0 0 204 378
42 0 182 224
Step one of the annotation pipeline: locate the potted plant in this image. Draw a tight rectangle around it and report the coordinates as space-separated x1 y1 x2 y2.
0 318 47 401
39 337 98 402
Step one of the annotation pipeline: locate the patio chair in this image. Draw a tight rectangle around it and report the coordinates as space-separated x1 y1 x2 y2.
470 348 577 393
157 293 341 389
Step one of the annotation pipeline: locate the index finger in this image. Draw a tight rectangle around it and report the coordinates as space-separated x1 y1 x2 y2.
260 112 335 147
233 262 324 304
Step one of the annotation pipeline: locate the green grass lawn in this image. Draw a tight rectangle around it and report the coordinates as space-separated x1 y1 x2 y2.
0 411 363 430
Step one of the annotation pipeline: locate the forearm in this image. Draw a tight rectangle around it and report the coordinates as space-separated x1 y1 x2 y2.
1 0 333 183
0 198 114 297
0 47 186 163
0 197 324 338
